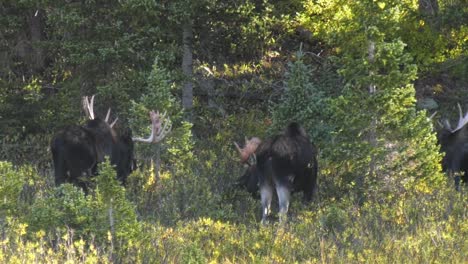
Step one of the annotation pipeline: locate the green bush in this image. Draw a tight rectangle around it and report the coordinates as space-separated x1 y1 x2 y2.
28 183 91 235
28 160 140 256
0 161 40 219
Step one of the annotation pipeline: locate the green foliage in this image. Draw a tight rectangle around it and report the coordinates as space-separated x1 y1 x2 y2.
28 160 140 253
331 86 430 178
339 39 418 89
125 109 275 226
129 58 194 173
0 0 467 262
0 119 467 263
299 2 446 199
329 37 444 199
2 188 467 263
0 134 51 175
93 160 140 243
299 0 467 78
140 58 178 111
0 216 110 263
0 79 49 134
28 184 92 235
124 58 200 223
0 162 37 219
320 204 348 233
269 50 333 146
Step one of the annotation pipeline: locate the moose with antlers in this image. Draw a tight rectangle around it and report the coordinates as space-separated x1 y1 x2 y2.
51 95 171 190
438 104 468 190
235 122 318 223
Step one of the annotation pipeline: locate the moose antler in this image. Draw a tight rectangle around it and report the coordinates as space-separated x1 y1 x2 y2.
444 103 468 133
443 119 453 131
133 110 172 143
104 108 118 128
452 103 468 132
109 117 118 128
234 137 261 165
82 95 118 126
105 108 111 122
82 95 95 120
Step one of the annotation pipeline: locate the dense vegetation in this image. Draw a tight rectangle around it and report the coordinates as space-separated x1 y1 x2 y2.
1 0 467 262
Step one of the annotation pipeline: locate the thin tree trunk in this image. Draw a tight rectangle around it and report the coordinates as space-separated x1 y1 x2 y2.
153 143 161 181
29 9 46 74
182 19 194 118
359 40 377 203
368 40 377 177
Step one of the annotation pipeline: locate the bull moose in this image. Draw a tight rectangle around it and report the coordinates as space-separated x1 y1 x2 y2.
235 122 318 223
438 104 468 190
51 95 171 190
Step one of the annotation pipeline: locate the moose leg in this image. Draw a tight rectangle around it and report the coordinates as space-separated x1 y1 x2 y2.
68 168 88 193
452 171 464 191
303 166 317 202
260 184 273 224
53 156 67 185
51 142 68 186
276 183 291 223
454 172 461 191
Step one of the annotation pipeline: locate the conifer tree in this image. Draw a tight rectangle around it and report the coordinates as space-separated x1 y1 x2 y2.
129 59 194 178
319 2 445 199
269 50 332 148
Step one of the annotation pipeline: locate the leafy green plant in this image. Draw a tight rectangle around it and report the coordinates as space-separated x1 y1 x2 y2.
28 159 140 254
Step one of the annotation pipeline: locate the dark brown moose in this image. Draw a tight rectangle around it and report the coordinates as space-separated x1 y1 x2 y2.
51 95 171 190
438 104 468 190
235 122 318 223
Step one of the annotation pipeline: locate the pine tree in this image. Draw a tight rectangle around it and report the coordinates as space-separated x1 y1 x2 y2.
129 58 193 178
269 50 332 148
324 3 445 200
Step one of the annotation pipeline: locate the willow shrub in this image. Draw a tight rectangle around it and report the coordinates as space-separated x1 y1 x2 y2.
0 161 43 220
26 160 140 260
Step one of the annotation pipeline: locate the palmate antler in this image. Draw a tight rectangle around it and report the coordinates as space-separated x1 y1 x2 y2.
234 137 262 165
443 103 468 133
82 95 118 127
133 110 172 143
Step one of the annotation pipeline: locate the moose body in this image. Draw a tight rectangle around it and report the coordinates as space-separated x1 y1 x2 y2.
51 95 171 190
51 96 135 189
438 106 468 189
51 118 135 189
51 125 99 188
236 122 318 223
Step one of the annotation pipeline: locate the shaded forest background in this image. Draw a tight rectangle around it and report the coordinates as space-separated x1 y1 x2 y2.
0 0 467 263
